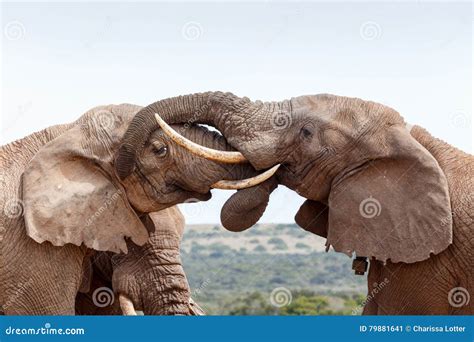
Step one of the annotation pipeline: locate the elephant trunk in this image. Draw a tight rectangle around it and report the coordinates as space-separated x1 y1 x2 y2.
221 99 291 170
220 177 278 231
142 234 192 315
143 274 191 315
112 230 194 315
115 91 259 180
116 91 289 179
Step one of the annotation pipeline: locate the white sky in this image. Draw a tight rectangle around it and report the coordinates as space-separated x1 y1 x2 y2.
1 1 472 223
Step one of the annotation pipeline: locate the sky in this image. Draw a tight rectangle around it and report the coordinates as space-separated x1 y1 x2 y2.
1 1 472 224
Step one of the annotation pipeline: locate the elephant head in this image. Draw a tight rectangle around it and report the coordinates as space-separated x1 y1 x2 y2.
21 102 274 256
147 93 453 264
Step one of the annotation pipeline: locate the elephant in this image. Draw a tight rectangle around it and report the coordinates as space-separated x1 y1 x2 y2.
123 92 473 315
0 102 273 315
75 209 204 315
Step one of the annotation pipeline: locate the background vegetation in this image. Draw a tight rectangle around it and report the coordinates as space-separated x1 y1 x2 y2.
181 223 367 315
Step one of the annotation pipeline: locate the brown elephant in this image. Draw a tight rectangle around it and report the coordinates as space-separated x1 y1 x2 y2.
121 92 473 315
0 102 271 315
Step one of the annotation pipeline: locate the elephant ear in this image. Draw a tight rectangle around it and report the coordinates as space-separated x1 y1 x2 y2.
327 126 452 263
22 117 149 254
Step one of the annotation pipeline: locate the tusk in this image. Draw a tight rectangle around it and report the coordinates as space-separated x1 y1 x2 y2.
189 298 205 316
211 164 280 190
155 113 248 164
119 294 137 316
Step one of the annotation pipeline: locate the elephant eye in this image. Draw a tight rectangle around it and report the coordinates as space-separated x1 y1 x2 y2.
300 126 314 139
153 145 168 158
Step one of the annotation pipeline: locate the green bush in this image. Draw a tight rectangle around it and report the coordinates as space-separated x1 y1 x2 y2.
268 237 285 245
211 291 365 315
268 237 288 250
181 223 367 315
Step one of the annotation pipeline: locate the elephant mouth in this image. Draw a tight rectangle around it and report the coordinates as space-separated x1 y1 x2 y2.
134 162 212 208
154 113 280 189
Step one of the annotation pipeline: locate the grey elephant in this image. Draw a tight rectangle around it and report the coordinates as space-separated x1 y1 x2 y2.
0 102 272 315
121 92 473 315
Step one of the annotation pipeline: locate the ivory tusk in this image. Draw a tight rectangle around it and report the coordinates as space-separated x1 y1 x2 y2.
211 164 280 190
119 294 138 316
154 113 248 164
189 298 206 316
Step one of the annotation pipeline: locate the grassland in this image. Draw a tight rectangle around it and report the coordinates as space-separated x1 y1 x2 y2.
181 223 367 315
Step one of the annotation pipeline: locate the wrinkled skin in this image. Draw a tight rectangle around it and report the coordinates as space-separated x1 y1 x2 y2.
0 103 255 315
126 92 472 314
224 95 473 314
76 209 196 315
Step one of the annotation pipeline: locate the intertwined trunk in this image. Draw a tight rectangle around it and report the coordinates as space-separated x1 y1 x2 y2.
141 233 191 315
115 92 286 179
112 230 192 315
